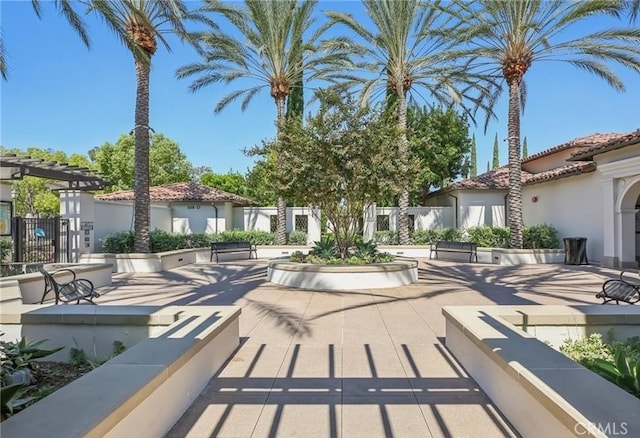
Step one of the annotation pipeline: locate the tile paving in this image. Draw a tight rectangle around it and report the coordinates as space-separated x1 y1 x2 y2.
96 258 623 437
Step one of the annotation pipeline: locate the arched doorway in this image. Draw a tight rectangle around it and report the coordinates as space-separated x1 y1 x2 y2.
636 194 640 265
617 176 640 268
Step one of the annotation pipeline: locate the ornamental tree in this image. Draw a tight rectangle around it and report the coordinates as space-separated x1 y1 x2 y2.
277 90 408 257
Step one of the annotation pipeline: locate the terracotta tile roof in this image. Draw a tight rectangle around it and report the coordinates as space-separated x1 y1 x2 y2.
435 161 596 194
525 162 596 185
450 166 515 190
95 182 250 205
569 129 640 161
522 132 628 163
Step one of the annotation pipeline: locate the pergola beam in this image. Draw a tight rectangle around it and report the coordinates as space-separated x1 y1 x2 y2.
0 154 107 191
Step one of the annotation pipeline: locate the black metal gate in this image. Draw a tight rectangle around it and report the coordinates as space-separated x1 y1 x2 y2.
12 216 70 263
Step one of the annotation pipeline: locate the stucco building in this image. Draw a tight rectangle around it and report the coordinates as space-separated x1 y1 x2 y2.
424 130 640 268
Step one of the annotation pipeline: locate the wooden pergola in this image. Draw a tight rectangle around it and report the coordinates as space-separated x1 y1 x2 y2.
0 154 107 191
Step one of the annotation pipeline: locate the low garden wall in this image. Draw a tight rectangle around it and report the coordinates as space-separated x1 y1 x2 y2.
0 304 241 438
443 305 640 437
267 258 418 290
0 263 113 304
78 245 565 274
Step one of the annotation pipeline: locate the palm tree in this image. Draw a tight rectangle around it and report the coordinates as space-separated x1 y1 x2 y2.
628 0 640 20
1 0 90 80
325 0 496 245
458 0 640 248
177 0 341 245
87 0 207 252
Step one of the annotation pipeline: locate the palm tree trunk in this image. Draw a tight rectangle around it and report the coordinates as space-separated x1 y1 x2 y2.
507 80 523 249
133 59 151 253
397 92 410 245
274 96 287 246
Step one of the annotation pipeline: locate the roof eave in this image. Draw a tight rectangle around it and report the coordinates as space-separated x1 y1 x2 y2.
568 138 640 161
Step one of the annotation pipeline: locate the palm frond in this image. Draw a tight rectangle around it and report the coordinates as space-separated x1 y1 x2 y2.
214 86 265 114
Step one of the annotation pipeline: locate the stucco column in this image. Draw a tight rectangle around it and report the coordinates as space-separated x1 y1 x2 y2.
619 208 639 268
363 203 376 243
306 206 321 245
223 202 234 232
601 178 617 268
60 190 96 262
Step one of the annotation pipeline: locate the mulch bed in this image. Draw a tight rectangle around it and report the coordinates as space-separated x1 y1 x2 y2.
26 361 93 397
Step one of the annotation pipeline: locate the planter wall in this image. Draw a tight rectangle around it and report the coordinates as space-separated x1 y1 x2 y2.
267 259 418 290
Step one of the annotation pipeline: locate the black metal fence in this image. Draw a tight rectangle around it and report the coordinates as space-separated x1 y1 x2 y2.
11 216 70 263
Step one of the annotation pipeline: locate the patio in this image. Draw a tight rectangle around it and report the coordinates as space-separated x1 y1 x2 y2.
95 258 616 437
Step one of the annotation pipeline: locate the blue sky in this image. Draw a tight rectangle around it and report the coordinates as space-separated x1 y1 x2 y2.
1 1 639 176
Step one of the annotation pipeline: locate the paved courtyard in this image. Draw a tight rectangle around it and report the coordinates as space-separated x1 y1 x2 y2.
97 259 622 437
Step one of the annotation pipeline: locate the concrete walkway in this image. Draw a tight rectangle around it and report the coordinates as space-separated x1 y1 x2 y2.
97 259 621 437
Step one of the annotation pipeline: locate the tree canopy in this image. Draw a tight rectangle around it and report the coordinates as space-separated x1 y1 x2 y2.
200 171 247 197
277 90 406 256
91 133 193 192
407 105 472 205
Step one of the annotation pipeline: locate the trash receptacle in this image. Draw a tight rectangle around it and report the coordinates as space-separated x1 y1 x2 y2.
563 237 589 265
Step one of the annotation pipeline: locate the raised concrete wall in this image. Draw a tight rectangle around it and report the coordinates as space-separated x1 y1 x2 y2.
0 263 112 304
443 305 640 438
0 305 241 438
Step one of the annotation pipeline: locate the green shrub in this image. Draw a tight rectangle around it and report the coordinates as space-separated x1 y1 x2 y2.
560 333 613 365
149 229 182 253
374 230 398 245
523 224 559 249
352 241 378 259
310 236 339 259
466 226 496 247
492 227 510 248
439 227 463 241
102 229 277 253
590 345 640 398
466 226 510 248
561 334 640 398
374 252 396 263
618 336 640 363
183 233 213 248
0 240 12 263
409 230 438 245
287 231 308 246
218 230 275 246
289 251 306 263
101 231 134 253
1 334 63 420
70 340 127 370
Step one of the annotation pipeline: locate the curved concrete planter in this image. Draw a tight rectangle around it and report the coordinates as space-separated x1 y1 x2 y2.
267 258 418 290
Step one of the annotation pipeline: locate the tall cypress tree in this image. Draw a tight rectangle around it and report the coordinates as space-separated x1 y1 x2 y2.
486 161 490 172
522 136 528 158
470 134 477 178
492 133 499 169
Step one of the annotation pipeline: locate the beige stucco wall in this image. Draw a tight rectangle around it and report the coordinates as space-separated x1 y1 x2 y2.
93 200 172 251
423 190 505 229
522 146 582 173
523 172 603 262
171 202 225 234
458 191 506 228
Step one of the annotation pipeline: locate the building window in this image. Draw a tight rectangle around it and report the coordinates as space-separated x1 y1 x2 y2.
408 214 416 231
376 215 390 231
270 215 277 233
295 215 309 233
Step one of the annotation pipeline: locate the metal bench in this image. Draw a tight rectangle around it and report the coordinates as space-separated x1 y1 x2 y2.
210 241 257 262
430 240 478 263
39 266 99 305
596 271 639 305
